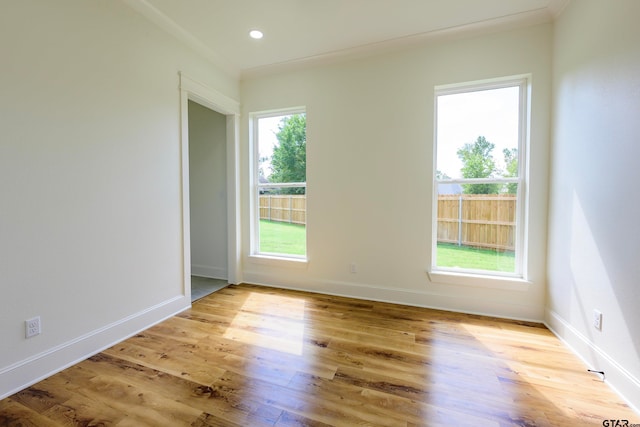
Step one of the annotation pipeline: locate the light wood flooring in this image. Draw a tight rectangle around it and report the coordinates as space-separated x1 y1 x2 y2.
1 284 637 426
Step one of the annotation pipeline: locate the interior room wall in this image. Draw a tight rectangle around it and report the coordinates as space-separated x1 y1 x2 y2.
240 23 552 321
0 0 238 398
188 101 228 279
546 0 640 410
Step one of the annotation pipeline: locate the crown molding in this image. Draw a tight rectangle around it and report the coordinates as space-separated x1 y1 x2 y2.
121 0 559 82
548 0 571 18
240 7 553 80
121 0 239 79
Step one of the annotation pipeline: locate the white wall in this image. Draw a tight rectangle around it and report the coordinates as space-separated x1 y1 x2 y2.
0 0 237 398
547 0 640 410
240 23 552 321
188 101 228 279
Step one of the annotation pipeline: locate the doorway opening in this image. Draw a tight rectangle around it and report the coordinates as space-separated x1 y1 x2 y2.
188 100 228 301
179 72 240 303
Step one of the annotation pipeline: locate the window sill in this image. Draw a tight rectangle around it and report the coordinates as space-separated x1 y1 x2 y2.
248 254 308 269
427 269 531 291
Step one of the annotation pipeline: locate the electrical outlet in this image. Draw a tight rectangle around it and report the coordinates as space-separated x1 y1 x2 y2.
350 263 357 274
593 310 602 331
25 316 41 338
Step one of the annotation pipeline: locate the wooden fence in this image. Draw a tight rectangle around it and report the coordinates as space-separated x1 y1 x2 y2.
259 195 306 225
259 194 516 251
437 194 516 251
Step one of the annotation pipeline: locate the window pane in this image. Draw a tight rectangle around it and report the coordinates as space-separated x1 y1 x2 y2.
256 112 306 258
435 183 517 273
258 114 306 184
434 80 525 278
436 86 519 181
259 187 306 256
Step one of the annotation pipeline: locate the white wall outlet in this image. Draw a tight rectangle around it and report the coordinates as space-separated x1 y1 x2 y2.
25 316 41 338
350 263 357 274
593 310 603 331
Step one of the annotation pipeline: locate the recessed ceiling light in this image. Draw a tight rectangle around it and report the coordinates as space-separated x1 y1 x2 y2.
249 29 263 40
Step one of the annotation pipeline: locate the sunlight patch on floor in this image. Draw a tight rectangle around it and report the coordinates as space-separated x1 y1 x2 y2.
459 322 582 420
223 292 306 355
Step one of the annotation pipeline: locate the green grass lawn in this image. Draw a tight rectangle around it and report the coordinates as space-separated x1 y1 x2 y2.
259 220 514 272
259 220 306 256
436 242 515 272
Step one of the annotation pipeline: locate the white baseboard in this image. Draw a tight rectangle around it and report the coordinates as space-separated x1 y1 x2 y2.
241 272 543 323
191 264 227 280
0 295 191 400
545 309 640 414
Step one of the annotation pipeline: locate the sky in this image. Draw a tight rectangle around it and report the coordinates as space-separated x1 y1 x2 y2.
436 86 520 180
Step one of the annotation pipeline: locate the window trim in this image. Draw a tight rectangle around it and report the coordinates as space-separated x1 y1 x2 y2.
430 75 530 284
249 107 307 262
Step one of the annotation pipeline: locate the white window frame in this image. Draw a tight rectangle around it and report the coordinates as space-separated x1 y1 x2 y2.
429 76 531 289
249 107 307 262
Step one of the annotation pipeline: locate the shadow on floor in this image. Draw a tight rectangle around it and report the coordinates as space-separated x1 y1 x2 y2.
191 276 228 302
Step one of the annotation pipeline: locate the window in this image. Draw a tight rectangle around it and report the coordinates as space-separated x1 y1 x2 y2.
251 109 307 259
432 77 528 280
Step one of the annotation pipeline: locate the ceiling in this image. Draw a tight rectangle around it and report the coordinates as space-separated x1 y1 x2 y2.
123 0 569 78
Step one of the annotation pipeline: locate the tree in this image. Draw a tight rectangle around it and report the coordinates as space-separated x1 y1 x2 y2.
456 136 499 194
502 148 518 194
436 170 451 180
270 114 306 194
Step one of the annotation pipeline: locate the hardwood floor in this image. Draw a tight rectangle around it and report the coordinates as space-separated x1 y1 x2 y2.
1 284 637 426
